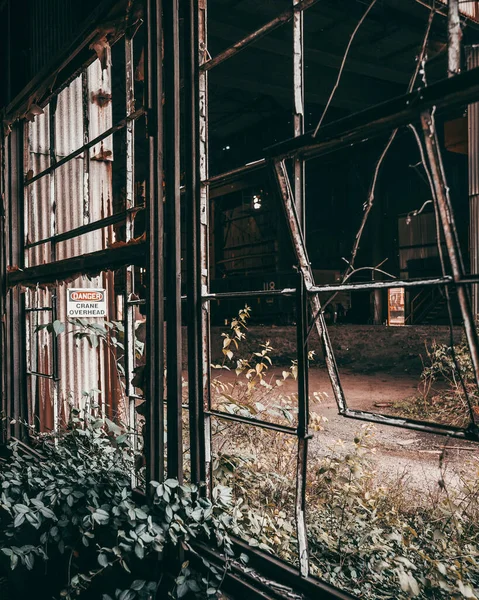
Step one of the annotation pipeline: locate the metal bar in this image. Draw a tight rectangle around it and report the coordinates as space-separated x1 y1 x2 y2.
24 207 144 249
265 66 479 160
127 298 146 306
125 35 137 466
0 128 6 443
164 0 183 483
195 538 358 600
145 0 165 486
207 409 297 435
421 109 479 430
25 307 53 312
7 242 146 286
200 0 320 72
273 159 348 414
9 124 27 439
25 108 145 187
199 0 213 494
203 287 296 300
51 292 60 433
295 274 309 578
293 0 305 232
185 0 206 486
81 69 91 224
309 275 456 293
448 0 462 77
343 408 479 441
26 371 55 380
205 158 266 186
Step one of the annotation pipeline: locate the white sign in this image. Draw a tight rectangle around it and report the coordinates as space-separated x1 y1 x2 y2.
67 288 107 318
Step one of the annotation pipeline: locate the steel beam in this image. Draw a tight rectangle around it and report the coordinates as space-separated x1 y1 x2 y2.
201 0 320 72
266 66 479 160
164 0 183 483
273 159 347 414
184 0 206 486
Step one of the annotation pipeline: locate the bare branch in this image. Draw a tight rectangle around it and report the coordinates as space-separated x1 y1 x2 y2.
313 0 378 136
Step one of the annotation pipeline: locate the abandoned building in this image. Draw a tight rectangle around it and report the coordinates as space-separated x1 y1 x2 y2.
2 0 479 598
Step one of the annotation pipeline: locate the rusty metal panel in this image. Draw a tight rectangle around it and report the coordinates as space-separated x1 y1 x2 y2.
439 0 479 22
55 76 84 157
88 59 114 158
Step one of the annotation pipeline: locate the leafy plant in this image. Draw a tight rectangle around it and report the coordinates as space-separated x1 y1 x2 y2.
0 409 245 599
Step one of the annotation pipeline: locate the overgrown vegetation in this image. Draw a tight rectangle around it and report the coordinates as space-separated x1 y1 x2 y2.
0 410 245 599
391 329 479 427
211 307 479 599
2 308 479 599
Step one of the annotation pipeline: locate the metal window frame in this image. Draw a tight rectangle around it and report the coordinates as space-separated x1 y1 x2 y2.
2 1 479 599
191 0 479 595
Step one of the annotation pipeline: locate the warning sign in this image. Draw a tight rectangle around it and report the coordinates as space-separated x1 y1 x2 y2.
67 288 107 318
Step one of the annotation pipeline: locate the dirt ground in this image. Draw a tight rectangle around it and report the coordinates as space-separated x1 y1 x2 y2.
209 366 479 494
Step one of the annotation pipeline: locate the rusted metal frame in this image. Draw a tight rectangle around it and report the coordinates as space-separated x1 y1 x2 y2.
207 408 297 436
203 287 296 300
124 34 138 478
265 65 479 161
81 70 91 225
273 159 347 414
293 0 305 232
164 0 183 483
51 292 60 433
200 0 320 72
205 158 266 186
145 0 165 486
185 0 206 486
6 125 27 439
199 0 213 494
309 275 458 293
448 0 462 77
25 108 145 187
194 537 358 600
47 95 61 435
343 407 479 441
421 109 479 433
295 273 309 578
7 242 146 286
24 206 144 249
26 371 55 380
0 129 6 443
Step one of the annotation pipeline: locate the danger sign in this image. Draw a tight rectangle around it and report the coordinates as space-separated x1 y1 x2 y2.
67 288 107 318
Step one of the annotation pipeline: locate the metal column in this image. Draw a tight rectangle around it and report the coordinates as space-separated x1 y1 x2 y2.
467 45 479 317
145 0 165 485
185 0 206 486
164 0 183 482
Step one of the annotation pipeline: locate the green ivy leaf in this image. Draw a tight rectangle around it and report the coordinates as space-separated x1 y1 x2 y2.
98 553 109 568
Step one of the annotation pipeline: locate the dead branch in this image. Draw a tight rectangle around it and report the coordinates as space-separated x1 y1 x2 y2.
313 0 378 136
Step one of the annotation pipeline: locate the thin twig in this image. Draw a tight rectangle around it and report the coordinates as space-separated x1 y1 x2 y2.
313 0 379 136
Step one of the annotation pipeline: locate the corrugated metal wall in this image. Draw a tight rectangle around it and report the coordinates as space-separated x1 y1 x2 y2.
24 57 124 429
29 0 74 78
